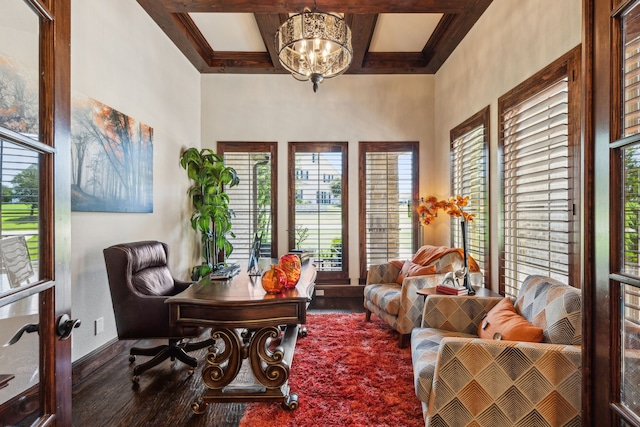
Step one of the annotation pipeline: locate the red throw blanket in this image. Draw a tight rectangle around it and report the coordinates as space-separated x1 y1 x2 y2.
390 245 480 272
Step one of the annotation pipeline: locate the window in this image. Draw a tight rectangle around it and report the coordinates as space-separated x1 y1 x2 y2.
498 48 580 298
289 142 348 283
218 142 277 263
359 142 418 280
450 108 490 285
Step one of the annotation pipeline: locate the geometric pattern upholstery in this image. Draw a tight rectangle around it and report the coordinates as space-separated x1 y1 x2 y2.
364 249 483 346
411 275 582 427
514 275 582 346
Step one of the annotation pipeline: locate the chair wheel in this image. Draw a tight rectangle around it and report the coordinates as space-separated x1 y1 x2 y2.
132 375 140 384
129 355 136 363
282 393 299 411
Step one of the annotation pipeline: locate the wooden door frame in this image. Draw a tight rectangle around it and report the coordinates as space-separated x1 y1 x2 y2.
0 0 73 424
47 0 73 424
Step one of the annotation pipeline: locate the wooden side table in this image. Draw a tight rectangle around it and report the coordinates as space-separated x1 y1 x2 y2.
416 286 501 300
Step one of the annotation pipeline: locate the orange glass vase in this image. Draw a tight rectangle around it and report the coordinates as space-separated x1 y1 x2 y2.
278 254 301 289
261 264 287 294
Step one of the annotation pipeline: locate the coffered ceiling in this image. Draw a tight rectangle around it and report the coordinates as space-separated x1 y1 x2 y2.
137 0 493 74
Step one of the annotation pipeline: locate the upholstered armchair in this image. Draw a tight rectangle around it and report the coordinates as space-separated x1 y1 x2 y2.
410 275 582 427
364 245 482 347
103 240 215 383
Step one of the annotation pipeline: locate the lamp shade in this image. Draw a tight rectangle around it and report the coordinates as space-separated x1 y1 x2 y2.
275 11 353 92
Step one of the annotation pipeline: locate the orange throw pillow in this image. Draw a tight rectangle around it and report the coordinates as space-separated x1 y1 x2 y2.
478 297 544 342
396 261 437 284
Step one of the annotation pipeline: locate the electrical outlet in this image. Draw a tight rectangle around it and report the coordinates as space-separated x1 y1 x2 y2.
316 289 325 297
95 317 104 335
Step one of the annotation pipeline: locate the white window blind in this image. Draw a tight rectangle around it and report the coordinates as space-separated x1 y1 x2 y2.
361 144 417 272
451 120 488 284
290 143 347 280
221 145 275 264
501 77 572 298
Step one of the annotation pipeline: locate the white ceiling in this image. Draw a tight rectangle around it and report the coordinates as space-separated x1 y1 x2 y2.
189 13 267 52
370 14 443 52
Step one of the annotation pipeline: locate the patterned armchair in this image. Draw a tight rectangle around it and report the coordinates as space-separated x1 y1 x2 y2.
410 275 582 427
364 245 482 347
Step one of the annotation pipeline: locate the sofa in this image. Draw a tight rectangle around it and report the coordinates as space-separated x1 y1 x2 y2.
364 245 482 347
410 275 582 427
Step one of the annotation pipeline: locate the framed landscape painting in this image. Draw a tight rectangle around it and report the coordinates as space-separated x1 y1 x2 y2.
71 96 153 213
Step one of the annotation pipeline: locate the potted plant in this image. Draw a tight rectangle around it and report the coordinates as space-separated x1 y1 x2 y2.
179 148 240 280
289 225 310 264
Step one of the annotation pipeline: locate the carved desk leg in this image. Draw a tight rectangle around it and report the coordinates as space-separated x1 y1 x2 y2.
193 325 299 413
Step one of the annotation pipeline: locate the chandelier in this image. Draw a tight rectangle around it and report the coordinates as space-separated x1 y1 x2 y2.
275 8 353 93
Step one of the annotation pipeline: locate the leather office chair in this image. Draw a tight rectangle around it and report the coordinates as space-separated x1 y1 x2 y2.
103 240 214 383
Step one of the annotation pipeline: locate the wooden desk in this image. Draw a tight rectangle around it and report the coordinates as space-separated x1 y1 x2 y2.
416 286 501 299
166 263 317 413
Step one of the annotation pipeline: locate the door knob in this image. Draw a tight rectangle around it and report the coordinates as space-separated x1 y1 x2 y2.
3 323 38 347
56 314 81 340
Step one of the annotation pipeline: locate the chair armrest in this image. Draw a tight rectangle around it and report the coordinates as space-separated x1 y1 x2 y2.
422 295 503 334
366 263 401 285
173 278 194 293
429 337 581 422
396 274 443 335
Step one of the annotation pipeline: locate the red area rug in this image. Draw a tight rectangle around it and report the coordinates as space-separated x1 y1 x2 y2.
238 313 423 427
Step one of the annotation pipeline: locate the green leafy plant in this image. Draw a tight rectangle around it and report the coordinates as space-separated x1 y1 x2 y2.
179 148 240 280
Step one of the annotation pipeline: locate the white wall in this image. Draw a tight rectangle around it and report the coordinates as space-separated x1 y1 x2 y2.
70 0 201 361
432 0 582 286
201 74 435 284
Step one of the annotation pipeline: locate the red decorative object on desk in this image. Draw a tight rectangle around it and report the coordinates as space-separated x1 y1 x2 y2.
261 264 287 294
279 253 302 289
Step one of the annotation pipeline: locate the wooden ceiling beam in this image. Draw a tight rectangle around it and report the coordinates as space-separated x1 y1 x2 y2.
207 52 279 73
357 53 429 74
157 0 470 14
137 0 211 71
422 0 493 73
254 14 288 72
346 14 377 72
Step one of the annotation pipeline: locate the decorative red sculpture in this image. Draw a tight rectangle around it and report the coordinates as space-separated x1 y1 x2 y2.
278 253 302 289
261 264 287 294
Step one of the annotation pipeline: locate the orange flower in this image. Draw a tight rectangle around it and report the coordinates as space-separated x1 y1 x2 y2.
417 194 474 226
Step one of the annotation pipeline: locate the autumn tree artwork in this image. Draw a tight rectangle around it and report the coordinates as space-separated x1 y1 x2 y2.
71 97 153 212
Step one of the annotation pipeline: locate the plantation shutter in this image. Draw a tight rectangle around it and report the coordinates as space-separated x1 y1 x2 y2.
451 117 488 285
501 77 572 298
220 143 275 264
290 142 348 282
361 143 417 275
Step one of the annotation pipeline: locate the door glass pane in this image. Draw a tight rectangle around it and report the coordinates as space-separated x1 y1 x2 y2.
0 0 40 139
0 139 40 296
623 283 640 416
623 144 640 276
0 294 39 425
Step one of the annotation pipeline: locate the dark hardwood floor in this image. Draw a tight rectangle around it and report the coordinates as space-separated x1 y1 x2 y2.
72 297 365 427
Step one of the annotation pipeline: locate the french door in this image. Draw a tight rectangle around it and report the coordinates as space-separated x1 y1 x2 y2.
0 0 72 425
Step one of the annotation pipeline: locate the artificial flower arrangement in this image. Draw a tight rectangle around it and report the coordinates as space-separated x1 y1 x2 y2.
417 194 476 294
417 195 475 226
